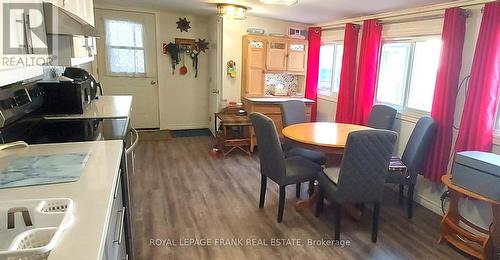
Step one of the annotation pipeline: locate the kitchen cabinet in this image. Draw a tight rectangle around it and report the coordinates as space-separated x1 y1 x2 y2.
47 35 95 66
241 35 308 98
46 0 95 26
243 97 313 152
104 169 128 260
266 38 288 71
242 35 267 96
287 40 308 73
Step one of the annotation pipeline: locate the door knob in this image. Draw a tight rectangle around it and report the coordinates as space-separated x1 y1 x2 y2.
150 80 157 85
212 89 220 94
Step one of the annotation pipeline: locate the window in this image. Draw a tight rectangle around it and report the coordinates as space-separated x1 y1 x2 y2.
376 38 441 113
318 43 343 96
105 20 145 76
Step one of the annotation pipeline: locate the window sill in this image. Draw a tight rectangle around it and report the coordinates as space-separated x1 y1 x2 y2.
396 110 429 124
317 94 338 102
493 134 500 147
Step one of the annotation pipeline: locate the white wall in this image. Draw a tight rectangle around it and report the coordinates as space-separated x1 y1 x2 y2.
221 16 308 103
156 12 210 130
317 6 494 228
94 4 210 130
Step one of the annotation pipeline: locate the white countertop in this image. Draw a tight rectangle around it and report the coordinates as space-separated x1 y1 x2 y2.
0 141 123 260
44 96 133 120
244 97 315 104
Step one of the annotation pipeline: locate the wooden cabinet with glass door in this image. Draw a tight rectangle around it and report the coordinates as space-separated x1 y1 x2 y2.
287 40 308 74
242 35 267 96
266 37 288 71
241 35 309 98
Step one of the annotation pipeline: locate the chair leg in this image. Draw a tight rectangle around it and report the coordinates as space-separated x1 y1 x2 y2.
315 187 324 217
399 184 404 205
355 203 365 215
407 184 415 219
259 175 267 209
277 186 286 223
295 183 301 198
372 203 381 243
334 202 342 241
308 180 315 197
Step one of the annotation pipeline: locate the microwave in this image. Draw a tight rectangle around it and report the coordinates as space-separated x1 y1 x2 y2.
38 79 91 114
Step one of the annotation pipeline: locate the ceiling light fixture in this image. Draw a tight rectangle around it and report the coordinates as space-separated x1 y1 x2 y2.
259 0 298 6
217 4 247 20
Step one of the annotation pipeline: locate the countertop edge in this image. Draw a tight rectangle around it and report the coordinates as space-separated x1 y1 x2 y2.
243 97 315 104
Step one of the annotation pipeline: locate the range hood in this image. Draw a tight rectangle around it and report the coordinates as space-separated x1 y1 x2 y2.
43 2 98 37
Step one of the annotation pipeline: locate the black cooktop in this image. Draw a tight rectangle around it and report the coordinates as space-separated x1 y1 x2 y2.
0 117 129 144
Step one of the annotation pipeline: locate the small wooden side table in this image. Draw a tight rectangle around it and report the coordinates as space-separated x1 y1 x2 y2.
439 175 500 260
214 112 252 157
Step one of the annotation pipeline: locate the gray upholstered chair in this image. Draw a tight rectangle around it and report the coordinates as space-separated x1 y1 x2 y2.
280 100 326 198
250 112 322 223
386 116 436 219
315 129 397 243
367 105 397 130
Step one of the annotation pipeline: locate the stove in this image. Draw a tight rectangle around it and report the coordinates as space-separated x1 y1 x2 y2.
0 80 130 144
0 117 129 144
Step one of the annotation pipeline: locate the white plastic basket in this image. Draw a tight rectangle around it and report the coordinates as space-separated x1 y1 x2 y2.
0 199 74 260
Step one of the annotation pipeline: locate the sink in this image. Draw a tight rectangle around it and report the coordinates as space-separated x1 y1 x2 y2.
0 199 74 260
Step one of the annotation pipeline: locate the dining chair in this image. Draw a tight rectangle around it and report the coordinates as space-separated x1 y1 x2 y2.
386 116 436 219
280 100 326 198
315 129 397 242
367 105 397 130
250 112 323 223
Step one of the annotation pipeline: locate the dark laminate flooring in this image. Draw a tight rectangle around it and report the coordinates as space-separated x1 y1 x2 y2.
129 136 467 260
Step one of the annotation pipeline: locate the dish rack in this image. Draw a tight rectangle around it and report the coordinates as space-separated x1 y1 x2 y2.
0 199 74 260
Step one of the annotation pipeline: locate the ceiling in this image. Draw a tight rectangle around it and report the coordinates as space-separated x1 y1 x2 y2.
94 0 455 24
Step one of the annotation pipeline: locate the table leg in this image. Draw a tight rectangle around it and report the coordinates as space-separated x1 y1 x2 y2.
487 204 500 260
293 154 362 221
438 189 460 244
295 155 341 212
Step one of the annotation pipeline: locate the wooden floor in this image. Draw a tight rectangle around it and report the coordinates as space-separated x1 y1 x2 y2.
130 136 467 260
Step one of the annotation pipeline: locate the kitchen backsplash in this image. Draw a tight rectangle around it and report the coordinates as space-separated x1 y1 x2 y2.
264 73 299 96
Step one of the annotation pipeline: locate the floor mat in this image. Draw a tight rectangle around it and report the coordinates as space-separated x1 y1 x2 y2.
138 130 172 141
171 128 212 138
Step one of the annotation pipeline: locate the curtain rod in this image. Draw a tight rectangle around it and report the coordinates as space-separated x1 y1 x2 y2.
321 8 473 31
319 0 492 30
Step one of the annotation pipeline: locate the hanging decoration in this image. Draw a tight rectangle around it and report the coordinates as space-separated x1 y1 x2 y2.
179 51 188 75
176 18 191 32
164 42 180 74
190 51 199 78
227 60 236 78
163 37 209 77
195 38 209 53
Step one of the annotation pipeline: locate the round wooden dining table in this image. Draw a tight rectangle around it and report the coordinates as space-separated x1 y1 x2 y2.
282 122 372 213
282 122 372 158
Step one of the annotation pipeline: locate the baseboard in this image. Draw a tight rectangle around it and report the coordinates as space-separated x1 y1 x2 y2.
414 192 443 216
387 184 443 217
161 123 209 130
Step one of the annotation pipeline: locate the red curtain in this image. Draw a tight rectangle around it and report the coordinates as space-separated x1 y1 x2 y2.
335 23 360 124
423 8 467 182
305 27 322 121
352 20 383 125
455 2 500 153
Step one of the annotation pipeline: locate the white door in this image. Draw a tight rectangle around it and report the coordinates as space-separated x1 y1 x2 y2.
208 17 223 135
95 9 159 129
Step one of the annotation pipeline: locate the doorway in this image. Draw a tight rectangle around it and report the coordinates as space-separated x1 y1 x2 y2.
95 9 159 129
